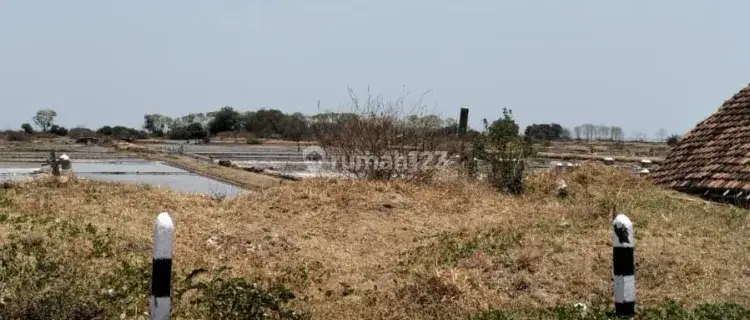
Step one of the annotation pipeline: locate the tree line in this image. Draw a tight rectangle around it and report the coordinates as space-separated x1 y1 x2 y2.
141 106 464 143
14 108 680 144
526 123 679 143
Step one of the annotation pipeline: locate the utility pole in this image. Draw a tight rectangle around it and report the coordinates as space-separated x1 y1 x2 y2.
49 151 60 176
458 107 469 136
458 107 473 175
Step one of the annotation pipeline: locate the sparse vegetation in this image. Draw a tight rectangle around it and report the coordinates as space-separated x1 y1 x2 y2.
49 124 69 136
0 164 747 319
472 108 536 194
524 123 569 141
33 109 57 132
21 123 34 134
3 130 32 142
311 87 453 181
97 125 150 140
666 134 680 147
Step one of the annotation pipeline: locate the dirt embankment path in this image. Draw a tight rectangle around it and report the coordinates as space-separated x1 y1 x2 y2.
113 142 285 190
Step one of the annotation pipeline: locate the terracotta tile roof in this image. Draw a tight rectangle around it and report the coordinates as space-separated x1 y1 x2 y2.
651 84 750 190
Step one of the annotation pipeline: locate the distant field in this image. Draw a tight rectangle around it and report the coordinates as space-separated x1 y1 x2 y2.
537 140 671 158
0 138 668 183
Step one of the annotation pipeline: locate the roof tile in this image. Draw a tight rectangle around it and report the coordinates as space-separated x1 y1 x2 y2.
652 84 750 189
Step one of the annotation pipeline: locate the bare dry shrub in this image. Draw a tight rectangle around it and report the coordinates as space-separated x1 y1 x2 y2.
312 87 454 181
2 130 32 142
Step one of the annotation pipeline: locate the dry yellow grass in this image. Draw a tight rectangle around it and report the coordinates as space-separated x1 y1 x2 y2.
0 164 748 319
536 152 663 163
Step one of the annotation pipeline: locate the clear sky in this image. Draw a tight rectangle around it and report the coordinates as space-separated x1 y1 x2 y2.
1 1 749 139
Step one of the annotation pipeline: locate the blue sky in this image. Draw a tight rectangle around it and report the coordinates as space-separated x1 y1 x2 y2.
1 1 749 139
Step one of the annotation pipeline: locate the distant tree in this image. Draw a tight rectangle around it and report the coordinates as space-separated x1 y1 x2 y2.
487 108 519 139
280 112 309 150
171 113 206 131
666 134 680 146
208 106 243 135
33 109 57 132
143 114 172 136
656 128 668 142
598 124 610 140
97 126 113 136
169 122 208 140
68 127 94 139
193 113 210 131
244 108 286 138
49 125 68 136
168 113 210 138
630 131 647 142
610 126 624 141
561 127 572 140
472 108 534 195
114 126 142 139
580 123 595 141
592 125 600 140
21 123 34 134
572 123 625 141
523 123 565 141
97 125 147 140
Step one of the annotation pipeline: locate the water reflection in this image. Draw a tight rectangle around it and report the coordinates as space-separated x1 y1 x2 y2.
0 161 244 197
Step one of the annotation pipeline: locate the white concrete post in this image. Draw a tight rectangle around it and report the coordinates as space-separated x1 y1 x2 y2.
612 214 635 317
150 212 174 320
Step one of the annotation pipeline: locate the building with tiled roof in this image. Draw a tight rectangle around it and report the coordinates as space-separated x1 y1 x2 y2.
651 84 750 196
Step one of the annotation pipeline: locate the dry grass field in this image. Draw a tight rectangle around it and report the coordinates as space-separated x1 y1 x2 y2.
0 164 748 319
537 141 671 159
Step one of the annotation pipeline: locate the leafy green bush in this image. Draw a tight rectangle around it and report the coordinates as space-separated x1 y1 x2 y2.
472 108 535 194
178 268 307 320
21 123 34 134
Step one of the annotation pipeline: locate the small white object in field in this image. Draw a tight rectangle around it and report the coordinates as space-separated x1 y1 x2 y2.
58 153 72 170
555 179 568 197
550 161 565 172
573 302 588 315
639 168 649 174
206 236 220 248
640 159 652 164
602 157 615 165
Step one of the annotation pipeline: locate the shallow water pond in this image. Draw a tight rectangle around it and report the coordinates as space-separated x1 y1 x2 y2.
0 160 244 197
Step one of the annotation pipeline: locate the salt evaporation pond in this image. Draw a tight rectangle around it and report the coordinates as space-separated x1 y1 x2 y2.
0 160 244 197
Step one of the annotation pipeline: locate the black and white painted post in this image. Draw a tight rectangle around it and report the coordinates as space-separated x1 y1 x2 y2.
151 212 174 320
612 213 635 317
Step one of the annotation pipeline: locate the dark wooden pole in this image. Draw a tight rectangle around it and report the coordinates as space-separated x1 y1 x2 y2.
50 151 60 176
458 107 469 136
